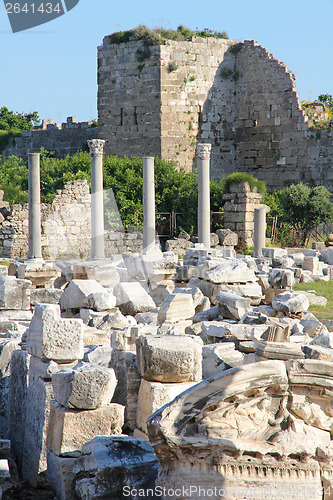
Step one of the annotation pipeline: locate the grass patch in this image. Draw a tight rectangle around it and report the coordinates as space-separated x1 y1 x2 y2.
105 25 228 46
294 281 333 319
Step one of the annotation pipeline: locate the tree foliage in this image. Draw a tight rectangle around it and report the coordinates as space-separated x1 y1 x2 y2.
318 94 333 113
265 183 333 245
0 151 227 235
0 107 40 131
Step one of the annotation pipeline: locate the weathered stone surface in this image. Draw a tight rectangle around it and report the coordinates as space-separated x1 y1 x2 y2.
216 290 252 320
255 340 304 360
73 436 158 499
47 401 124 456
216 228 238 247
262 247 288 259
205 260 256 284
30 287 63 306
297 291 327 307
52 363 117 410
268 268 295 288
202 321 267 341
27 304 84 362
135 311 159 325
22 370 54 484
111 325 157 353
47 451 77 500
147 357 333 493
218 282 263 304
114 282 155 316
302 344 333 362
60 279 106 310
8 349 30 476
0 276 31 310
86 290 117 311
157 293 195 323
136 335 203 383
202 343 243 378
110 350 140 432
137 378 197 433
83 344 112 367
272 291 309 314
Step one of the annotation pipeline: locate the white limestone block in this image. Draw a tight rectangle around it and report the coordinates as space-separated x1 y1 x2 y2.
27 304 84 362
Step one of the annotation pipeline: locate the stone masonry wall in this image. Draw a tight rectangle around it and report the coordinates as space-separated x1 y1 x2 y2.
2 117 98 162
98 37 333 192
0 181 143 260
98 39 162 158
223 182 263 248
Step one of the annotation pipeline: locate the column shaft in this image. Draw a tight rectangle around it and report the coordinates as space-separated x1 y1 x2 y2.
254 207 267 257
88 139 105 259
197 144 211 248
28 153 42 259
143 157 156 254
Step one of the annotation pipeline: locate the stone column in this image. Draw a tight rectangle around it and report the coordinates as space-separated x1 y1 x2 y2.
142 157 156 254
88 139 105 259
28 153 42 260
254 206 267 257
197 143 211 248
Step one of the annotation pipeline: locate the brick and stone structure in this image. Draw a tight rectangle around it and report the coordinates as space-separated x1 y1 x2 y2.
98 36 333 191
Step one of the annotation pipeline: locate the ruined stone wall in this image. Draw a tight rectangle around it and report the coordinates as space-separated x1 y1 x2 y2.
98 39 162 158
2 117 98 162
0 180 143 260
98 37 333 191
159 38 237 175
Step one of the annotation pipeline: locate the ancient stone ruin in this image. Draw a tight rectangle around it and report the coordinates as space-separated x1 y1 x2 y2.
0 144 331 500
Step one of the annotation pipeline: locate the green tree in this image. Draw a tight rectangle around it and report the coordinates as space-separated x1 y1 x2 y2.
0 107 39 131
318 94 333 113
273 183 333 245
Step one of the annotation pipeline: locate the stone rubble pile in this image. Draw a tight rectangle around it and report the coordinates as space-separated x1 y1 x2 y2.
0 235 333 497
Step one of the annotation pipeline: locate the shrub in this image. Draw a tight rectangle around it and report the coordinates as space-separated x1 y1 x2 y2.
224 172 266 196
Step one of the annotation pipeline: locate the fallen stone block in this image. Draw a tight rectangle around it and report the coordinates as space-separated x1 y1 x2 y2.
268 268 295 288
47 451 77 500
111 325 157 352
0 276 31 310
262 247 288 259
83 344 112 367
255 340 304 360
47 401 124 456
86 290 116 311
205 260 256 284
216 290 252 320
136 334 203 383
30 287 63 306
110 350 140 432
216 228 238 247
202 343 243 378
73 436 158 499
52 363 117 410
157 292 195 323
136 378 197 433
97 309 128 331
114 282 155 316
60 279 107 311
302 345 333 362
27 304 84 363
272 291 309 314
218 282 263 305
135 311 159 325
8 349 30 476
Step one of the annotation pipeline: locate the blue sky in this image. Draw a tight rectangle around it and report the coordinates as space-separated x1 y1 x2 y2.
1 0 332 123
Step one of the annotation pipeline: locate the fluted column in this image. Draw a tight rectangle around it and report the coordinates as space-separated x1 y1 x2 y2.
143 157 156 254
197 143 211 248
88 139 105 259
28 153 42 260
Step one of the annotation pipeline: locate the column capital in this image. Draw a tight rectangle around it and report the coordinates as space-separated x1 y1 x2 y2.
87 139 105 156
196 143 212 160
